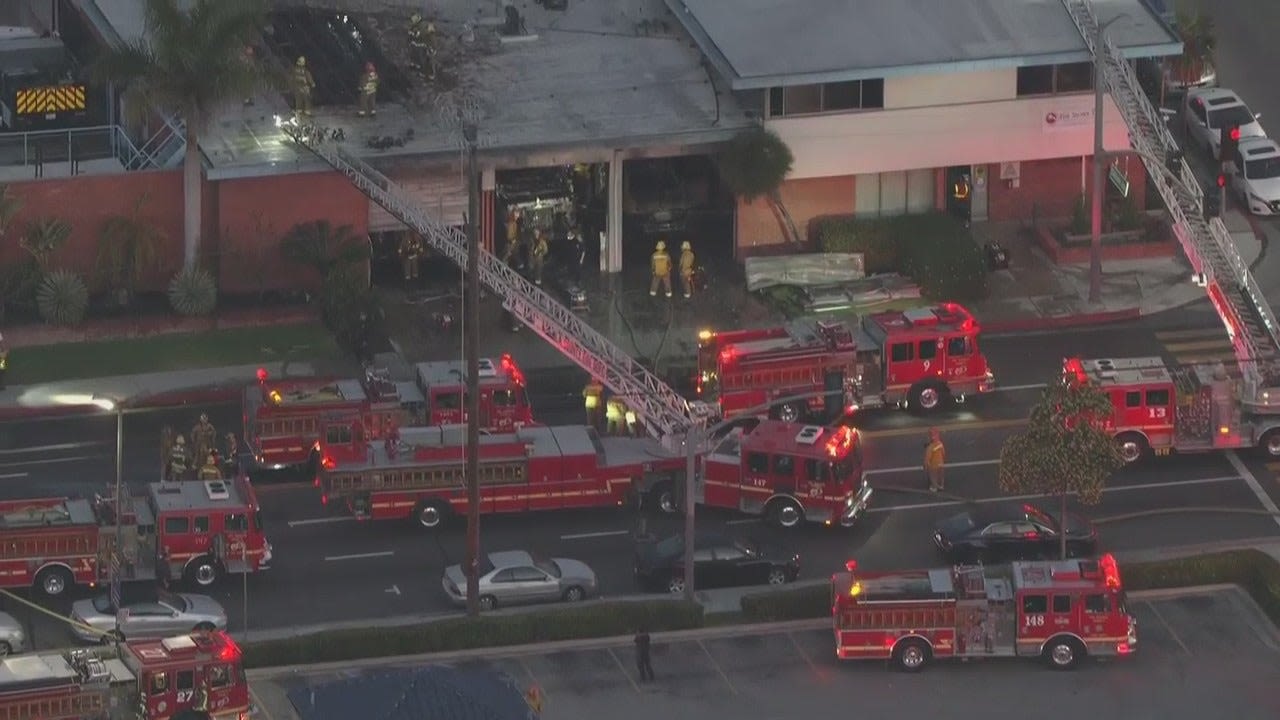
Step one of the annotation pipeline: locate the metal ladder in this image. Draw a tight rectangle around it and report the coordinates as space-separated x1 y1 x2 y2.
282 125 710 448
1062 0 1280 405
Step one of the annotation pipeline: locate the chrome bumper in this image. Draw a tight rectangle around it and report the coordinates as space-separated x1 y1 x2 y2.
840 483 874 527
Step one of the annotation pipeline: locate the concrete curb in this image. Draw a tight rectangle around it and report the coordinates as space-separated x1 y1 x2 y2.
982 307 1141 334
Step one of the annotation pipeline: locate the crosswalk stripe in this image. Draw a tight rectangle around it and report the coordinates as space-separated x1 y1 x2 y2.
1163 339 1234 352
1155 328 1231 341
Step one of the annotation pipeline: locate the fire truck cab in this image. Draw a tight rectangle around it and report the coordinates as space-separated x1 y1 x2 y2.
414 355 533 431
700 421 872 529
831 554 1136 672
1064 356 1280 463
0 631 249 720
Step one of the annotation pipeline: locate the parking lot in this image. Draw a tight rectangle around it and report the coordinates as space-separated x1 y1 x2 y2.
250 587 1280 720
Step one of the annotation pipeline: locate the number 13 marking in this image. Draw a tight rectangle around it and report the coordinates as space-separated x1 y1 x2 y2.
1148 407 1167 420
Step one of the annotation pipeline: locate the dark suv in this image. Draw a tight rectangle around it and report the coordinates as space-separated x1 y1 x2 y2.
634 532 799 595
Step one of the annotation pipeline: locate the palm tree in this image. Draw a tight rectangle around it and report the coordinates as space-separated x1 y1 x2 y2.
716 127 802 246
92 0 269 270
1170 11 1216 87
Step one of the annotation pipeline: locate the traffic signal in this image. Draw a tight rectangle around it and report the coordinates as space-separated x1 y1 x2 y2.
1220 125 1242 159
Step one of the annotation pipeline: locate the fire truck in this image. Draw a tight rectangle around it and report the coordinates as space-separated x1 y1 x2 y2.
0 475 272 597
1064 356 1280 463
0 630 250 720
831 554 1137 672
699 423 872 528
243 355 533 470
696 303 994 422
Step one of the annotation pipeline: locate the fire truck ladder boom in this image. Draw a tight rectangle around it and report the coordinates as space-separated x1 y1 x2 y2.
282 126 709 446
1063 0 1280 404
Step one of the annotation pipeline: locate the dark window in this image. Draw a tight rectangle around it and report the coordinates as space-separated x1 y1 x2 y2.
1055 62 1094 92
860 79 884 108
1125 391 1142 408
1052 594 1073 613
163 516 190 534
746 452 769 474
1022 594 1049 614
1084 594 1108 613
804 458 822 482
208 664 231 688
490 569 517 583
947 336 971 356
1146 389 1170 406
890 343 914 362
768 87 783 116
176 670 194 692
324 425 351 445
224 513 248 532
770 79 885 116
782 85 822 115
491 390 514 407
149 672 168 696
193 516 210 535
823 80 862 110
1017 65 1055 96
919 340 937 361
773 455 795 477
511 567 547 582
435 392 462 410
982 522 1015 537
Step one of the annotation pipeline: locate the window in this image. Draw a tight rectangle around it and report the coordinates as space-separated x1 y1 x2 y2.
1012 522 1039 536
1084 594 1108 613
804 458 826 483
1016 65 1054 96
890 343 914 362
692 548 715 562
1208 105 1255 130
491 390 514 407
982 522 1015 537
1125 391 1141 408
208 665 230 689
490 569 517 583
511 567 548 582
768 79 885 117
746 452 769 474
176 670 194 693
1022 595 1048 614
1146 389 1170 406
1052 595 1073 613
325 425 351 445
822 80 861 110
714 545 747 561
919 340 937 361
436 392 462 410
224 513 248 532
947 336 971 356
163 516 190 534
1189 98 1207 125
773 455 795 477
779 85 821 115
150 672 169 695
1054 62 1093 92
193 516 210 535
1247 156 1280 180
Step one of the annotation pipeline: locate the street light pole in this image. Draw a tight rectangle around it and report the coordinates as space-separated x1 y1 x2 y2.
1089 14 1130 304
463 123 482 617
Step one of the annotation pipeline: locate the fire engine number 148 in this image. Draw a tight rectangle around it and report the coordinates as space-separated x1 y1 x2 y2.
1025 614 1045 627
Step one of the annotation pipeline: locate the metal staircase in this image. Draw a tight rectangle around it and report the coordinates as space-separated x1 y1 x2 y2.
124 113 186 170
1062 0 1280 408
280 123 711 448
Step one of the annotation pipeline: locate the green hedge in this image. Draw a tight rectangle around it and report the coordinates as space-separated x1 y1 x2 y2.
740 550 1280 625
239 599 703 669
812 213 989 302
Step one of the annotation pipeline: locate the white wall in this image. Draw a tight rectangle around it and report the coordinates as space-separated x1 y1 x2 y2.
884 69 1016 109
768 92 1132 179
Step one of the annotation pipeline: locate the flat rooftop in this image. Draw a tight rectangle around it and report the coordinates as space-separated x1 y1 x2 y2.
666 0 1182 89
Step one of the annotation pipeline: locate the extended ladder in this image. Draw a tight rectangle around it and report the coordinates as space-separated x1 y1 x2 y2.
1062 0 1280 408
281 123 710 447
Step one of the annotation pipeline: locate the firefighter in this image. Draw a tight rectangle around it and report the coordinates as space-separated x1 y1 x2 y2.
678 241 696 299
568 228 586 281
583 379 604 429
924 427 946 492
168 435 190 483
951 173 972 228
0 331 8 390
223 433 240 475
400 232 424 282
292 56 315 116
605 396 626 435
623 407 638 437
357 61 379 117
649 240 672 298
503 208 522 267
191 414 217 469
524 685 544 714
408 15 437 80
160 425 174 473
530 230 549 285
198 452 221 481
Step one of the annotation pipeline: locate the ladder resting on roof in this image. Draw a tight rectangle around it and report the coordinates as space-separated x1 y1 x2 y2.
281 123 710 447
1062 0 1280 407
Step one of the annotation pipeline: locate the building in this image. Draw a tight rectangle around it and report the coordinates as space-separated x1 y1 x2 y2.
666 0 1183 253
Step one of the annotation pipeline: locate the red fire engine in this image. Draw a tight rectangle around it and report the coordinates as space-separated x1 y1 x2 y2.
831 554 1137 672
697 303 993 422
700 422 872 528
1064 356 1280 463
243 354 534 470
0 630 250 720
0 475 272 597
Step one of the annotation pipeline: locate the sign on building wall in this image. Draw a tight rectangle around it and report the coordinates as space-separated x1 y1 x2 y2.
1042 108 1093 133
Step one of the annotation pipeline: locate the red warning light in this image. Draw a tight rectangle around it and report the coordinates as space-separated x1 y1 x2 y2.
256 367 268 382
1217 174 1227 188
1230 126 1241 141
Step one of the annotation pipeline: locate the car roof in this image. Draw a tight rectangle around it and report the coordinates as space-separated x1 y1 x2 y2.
1240 137 1280 157
1189 87 1245 106
487 550 536 568
959 502 1049 527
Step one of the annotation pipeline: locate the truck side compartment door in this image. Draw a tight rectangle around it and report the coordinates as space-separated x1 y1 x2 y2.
886 341 916 389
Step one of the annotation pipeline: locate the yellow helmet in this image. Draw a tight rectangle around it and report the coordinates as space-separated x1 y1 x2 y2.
411 13 422 23
426 22 436 33
681 241 691 251
296 56 306 66
655 241 667 251
175 435 186 445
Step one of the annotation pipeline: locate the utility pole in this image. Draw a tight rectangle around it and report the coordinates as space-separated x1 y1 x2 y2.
463 123 482 617
682 427 698 602
1089 14 1130 304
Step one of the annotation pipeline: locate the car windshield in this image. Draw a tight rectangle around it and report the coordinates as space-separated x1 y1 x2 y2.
940 512 976 534
478 555 497 575
1208 105 1254 129
91 595 113 614
1023 506 1057 530
536 560 562 578
1247 157 1280 180
157 590 187 612
655 535 683 557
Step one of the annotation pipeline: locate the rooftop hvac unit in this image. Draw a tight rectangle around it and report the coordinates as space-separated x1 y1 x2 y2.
477 358 498 377
204 481 230 501
795 426 823 445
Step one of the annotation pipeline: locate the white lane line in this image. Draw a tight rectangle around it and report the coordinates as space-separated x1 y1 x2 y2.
865 459 1001 477
989 383 1047 393
0 441 103 455
0 473 28 480
560 530 631 540
698 640 737 695
868 475 1242 513
724 518 759 526
0 454 104 467
324 551 394 562
606 647 641 694
1143 601 1192 656
287 517 356 528
1225 451 1280 530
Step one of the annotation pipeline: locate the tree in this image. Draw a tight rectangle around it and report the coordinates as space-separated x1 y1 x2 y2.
280 220 371 283
0 184 21 239
92 0 269 270
716 127 802 246
97 195 163 306
21 218 72 272
1169 10 1215 87
998 375 1124 559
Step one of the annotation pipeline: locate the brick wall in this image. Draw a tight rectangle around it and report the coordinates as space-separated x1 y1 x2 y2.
986 154 1148 223
735 175 855 256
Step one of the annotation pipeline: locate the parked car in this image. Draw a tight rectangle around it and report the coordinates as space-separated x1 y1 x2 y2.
1183 88 1265 159
0 612 26 655
69 586 227 644
1228 137 1280 215
634 532 800 594
441 550 598 611
933 503 1098 564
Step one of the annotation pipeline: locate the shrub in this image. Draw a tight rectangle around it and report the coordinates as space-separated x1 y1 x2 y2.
1069 194 1090 235
36 269 88 326
812 216 899 274
740 583 829 622
239 599 704 669
168 267 217 316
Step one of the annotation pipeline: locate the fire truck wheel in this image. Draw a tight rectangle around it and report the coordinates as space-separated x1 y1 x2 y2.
0 642 11 657
910 384 947 412
666 576 685 594
892 639 931 672
1116 433 1148 464
648 482 678 514
767 567 788 585
479 595 499 611
1043 636 1085 670
1261 429 1280 457
766 498 804 529
185 557 222 588
35 566 73 597
415 501 448 529
563 586 586 602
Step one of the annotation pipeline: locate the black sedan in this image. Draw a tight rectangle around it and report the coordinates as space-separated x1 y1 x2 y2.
933 503 1098 564
634 532 800 594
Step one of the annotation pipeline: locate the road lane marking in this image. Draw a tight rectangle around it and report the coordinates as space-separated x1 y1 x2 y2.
697 640 737 695
287 517 356 528
606 647 641 694
0 441 103 455
0 473 28 480
560 530 631 540
867 475 1242 513
1144 601 1192 656
0 454 104 467
989 383 1047 393
862 418 1025 438
786 632 821 677
517 657 548 700
1225 452 1280 530
724 518 759 526
324 551 394 561
864 459 1000 477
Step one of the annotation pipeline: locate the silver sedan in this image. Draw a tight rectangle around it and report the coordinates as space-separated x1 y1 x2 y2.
70 589 228 643
0 612 25 655
442 550 598 611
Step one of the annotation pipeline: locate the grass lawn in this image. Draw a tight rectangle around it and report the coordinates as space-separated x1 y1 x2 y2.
8 323 342 386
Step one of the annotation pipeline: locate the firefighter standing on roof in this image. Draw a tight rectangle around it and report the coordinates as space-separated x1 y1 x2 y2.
357 62 379 116
401 233 424 281
605 396 625 435
503 209 523 267
531 230 549 285
678 241 696 299
198 452 221 481
169 435 190 482
650 240 672 298
191 414 217 470
292 56 315 116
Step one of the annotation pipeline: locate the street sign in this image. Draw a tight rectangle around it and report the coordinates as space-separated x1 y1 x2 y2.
1109 164 1130 197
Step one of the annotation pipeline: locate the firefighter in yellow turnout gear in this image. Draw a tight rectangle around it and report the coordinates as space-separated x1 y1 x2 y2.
168 435 190 483
357 62 379 116
650 241 672 298
531 231 549 285
191 414 217 471
679 241 696 299
401 233 424 281
583 380 604 429
292 56 315 116
605 396 626 435
198 452 222 481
